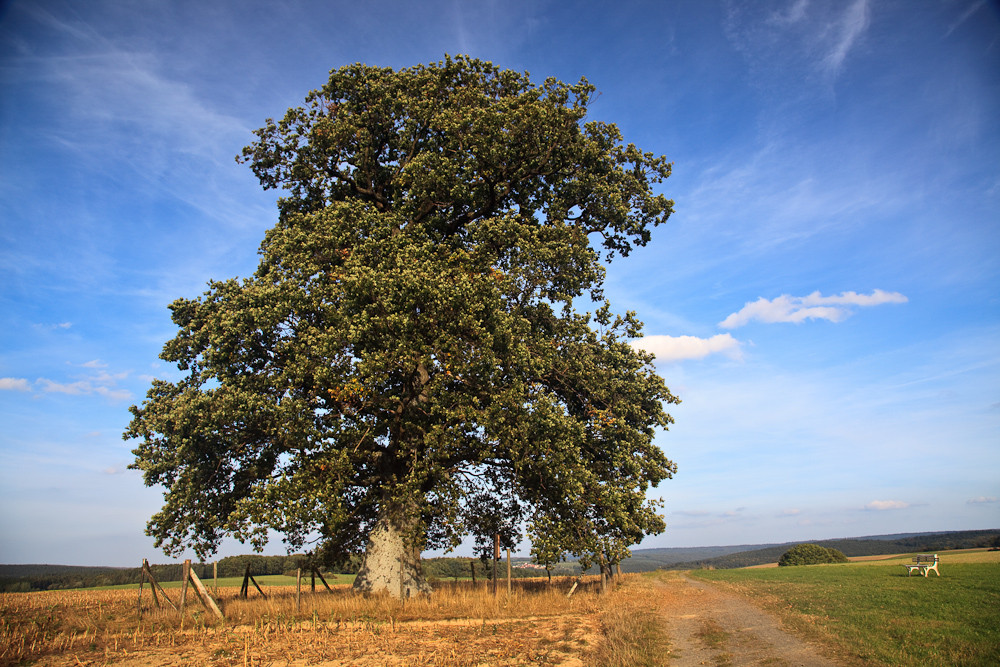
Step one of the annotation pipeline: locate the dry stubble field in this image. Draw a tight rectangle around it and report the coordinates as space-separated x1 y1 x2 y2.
0 575 666 666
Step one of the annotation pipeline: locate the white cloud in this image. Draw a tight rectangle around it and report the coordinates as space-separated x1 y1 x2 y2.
80 359 108 369
0 378 31 391
967 496 997 505
632 333 743 363
37 379 131 402
777 508 801 517
720 290 907 328
34 367 132 402
864 500 910 511
37 379 91 395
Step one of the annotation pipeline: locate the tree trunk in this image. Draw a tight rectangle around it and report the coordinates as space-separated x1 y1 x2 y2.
352 504 431 598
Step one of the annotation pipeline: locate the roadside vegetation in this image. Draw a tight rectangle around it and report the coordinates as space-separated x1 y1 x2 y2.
692 549 1000 666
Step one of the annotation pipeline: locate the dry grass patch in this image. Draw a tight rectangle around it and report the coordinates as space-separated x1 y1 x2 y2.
1 578 612 666
591 575 671 667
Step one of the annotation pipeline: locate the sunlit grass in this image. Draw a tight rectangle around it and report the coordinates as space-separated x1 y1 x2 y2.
691 550 1000 666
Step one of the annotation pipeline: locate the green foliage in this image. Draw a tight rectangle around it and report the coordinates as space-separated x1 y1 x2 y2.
778 543 849 567
125 56 678 570
694 561 1000 666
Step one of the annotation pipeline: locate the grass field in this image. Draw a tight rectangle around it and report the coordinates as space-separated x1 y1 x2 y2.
691 549 1000 666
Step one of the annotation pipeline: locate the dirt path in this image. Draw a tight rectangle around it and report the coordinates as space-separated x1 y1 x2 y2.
657 574 842 666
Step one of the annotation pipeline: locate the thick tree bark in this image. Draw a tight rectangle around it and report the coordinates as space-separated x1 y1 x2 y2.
352 504 431 598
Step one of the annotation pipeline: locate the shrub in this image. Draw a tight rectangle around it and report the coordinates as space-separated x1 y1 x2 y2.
778 543 849 566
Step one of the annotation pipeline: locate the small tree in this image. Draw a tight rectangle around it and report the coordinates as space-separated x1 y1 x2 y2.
778 544 849 566
126 56 679 597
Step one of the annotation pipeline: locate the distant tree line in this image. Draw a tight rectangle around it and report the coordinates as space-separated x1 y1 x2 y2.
0 554 349 593
0 554 582 593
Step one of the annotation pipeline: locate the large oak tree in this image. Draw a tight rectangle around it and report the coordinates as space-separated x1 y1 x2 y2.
126 56 679 597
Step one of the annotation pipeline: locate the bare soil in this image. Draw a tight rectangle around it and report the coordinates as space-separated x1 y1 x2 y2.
656 574 842 666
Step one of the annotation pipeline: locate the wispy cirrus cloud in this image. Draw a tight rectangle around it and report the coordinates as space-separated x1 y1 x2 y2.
944 0 987 38
967 496 997 505
821 0 870 75
632 333 743 363
720 290 907 329
726 0 871 81
864 500 909 511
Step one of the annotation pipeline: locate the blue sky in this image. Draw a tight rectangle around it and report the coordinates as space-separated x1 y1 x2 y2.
1 0 997 566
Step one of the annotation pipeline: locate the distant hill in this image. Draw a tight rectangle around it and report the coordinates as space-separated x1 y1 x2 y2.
629 529 1000 570
614 545 780 572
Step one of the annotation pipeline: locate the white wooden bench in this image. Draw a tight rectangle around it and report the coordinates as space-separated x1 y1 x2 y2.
903 554 940 577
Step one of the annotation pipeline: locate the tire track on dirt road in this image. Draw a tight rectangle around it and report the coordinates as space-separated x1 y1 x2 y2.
657 573 842 666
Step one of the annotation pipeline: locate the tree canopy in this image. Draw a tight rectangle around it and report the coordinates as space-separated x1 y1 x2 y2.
126 56 679 596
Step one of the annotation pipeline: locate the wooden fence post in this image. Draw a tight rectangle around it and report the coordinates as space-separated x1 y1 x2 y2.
240 564 267 599
506 548 511 594
180 559 190 619
136 561 145 617
188 567 225 620
492 534 499 597
312 566 333 592
295 568 301 613
142 560 175 610
241 564 249 598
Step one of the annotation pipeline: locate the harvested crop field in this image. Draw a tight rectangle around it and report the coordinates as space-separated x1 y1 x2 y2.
1 578 609 666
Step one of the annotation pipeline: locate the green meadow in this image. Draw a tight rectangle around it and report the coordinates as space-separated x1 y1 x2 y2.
691 550 1000 666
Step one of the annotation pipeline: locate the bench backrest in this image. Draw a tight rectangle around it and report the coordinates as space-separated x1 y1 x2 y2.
913 554 937 563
